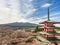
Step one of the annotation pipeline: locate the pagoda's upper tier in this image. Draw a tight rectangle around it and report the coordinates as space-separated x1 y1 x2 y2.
39 21 60 24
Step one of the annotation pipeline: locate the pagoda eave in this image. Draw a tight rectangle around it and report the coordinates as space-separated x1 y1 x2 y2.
39 21 60 24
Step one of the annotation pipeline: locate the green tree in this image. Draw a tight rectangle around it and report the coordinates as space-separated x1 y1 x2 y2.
33 26 39 33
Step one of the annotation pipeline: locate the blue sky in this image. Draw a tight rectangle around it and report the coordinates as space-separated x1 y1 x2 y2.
28 0 60 21
0 0 60 24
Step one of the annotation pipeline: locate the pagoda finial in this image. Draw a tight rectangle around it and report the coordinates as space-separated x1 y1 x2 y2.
47 7 50 21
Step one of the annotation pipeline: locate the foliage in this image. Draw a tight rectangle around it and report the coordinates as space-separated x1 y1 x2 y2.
33 26 39 33
0 26 57 45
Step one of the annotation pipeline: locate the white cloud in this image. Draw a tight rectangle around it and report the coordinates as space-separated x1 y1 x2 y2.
0 0 59 25
0 0 36 24
41 3 51 8
26 17 46 24
40 12 60 19
30 12 60 24
54 24 60 27
19 0 36 17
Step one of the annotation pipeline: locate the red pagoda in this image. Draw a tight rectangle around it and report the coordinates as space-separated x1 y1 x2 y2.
39 8 60 41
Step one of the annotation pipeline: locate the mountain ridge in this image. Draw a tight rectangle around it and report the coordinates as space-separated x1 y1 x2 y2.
0 22 38 26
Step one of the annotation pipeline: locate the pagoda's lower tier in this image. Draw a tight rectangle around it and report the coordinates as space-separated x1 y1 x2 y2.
42 34 56 39
41 33 60 42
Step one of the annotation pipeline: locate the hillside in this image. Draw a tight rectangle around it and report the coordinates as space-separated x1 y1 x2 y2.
0 22 38 26
0 29 56 45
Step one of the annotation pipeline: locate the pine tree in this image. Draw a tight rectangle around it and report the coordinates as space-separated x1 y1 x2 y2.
33 26 39 33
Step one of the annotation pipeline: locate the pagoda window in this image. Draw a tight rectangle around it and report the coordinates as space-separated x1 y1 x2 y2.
44 28 48 32
44 28 54 32
47 28 54 32
47 23 53 26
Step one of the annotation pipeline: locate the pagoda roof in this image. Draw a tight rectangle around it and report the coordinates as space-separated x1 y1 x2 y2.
39 20 60 24
38 32 52 35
